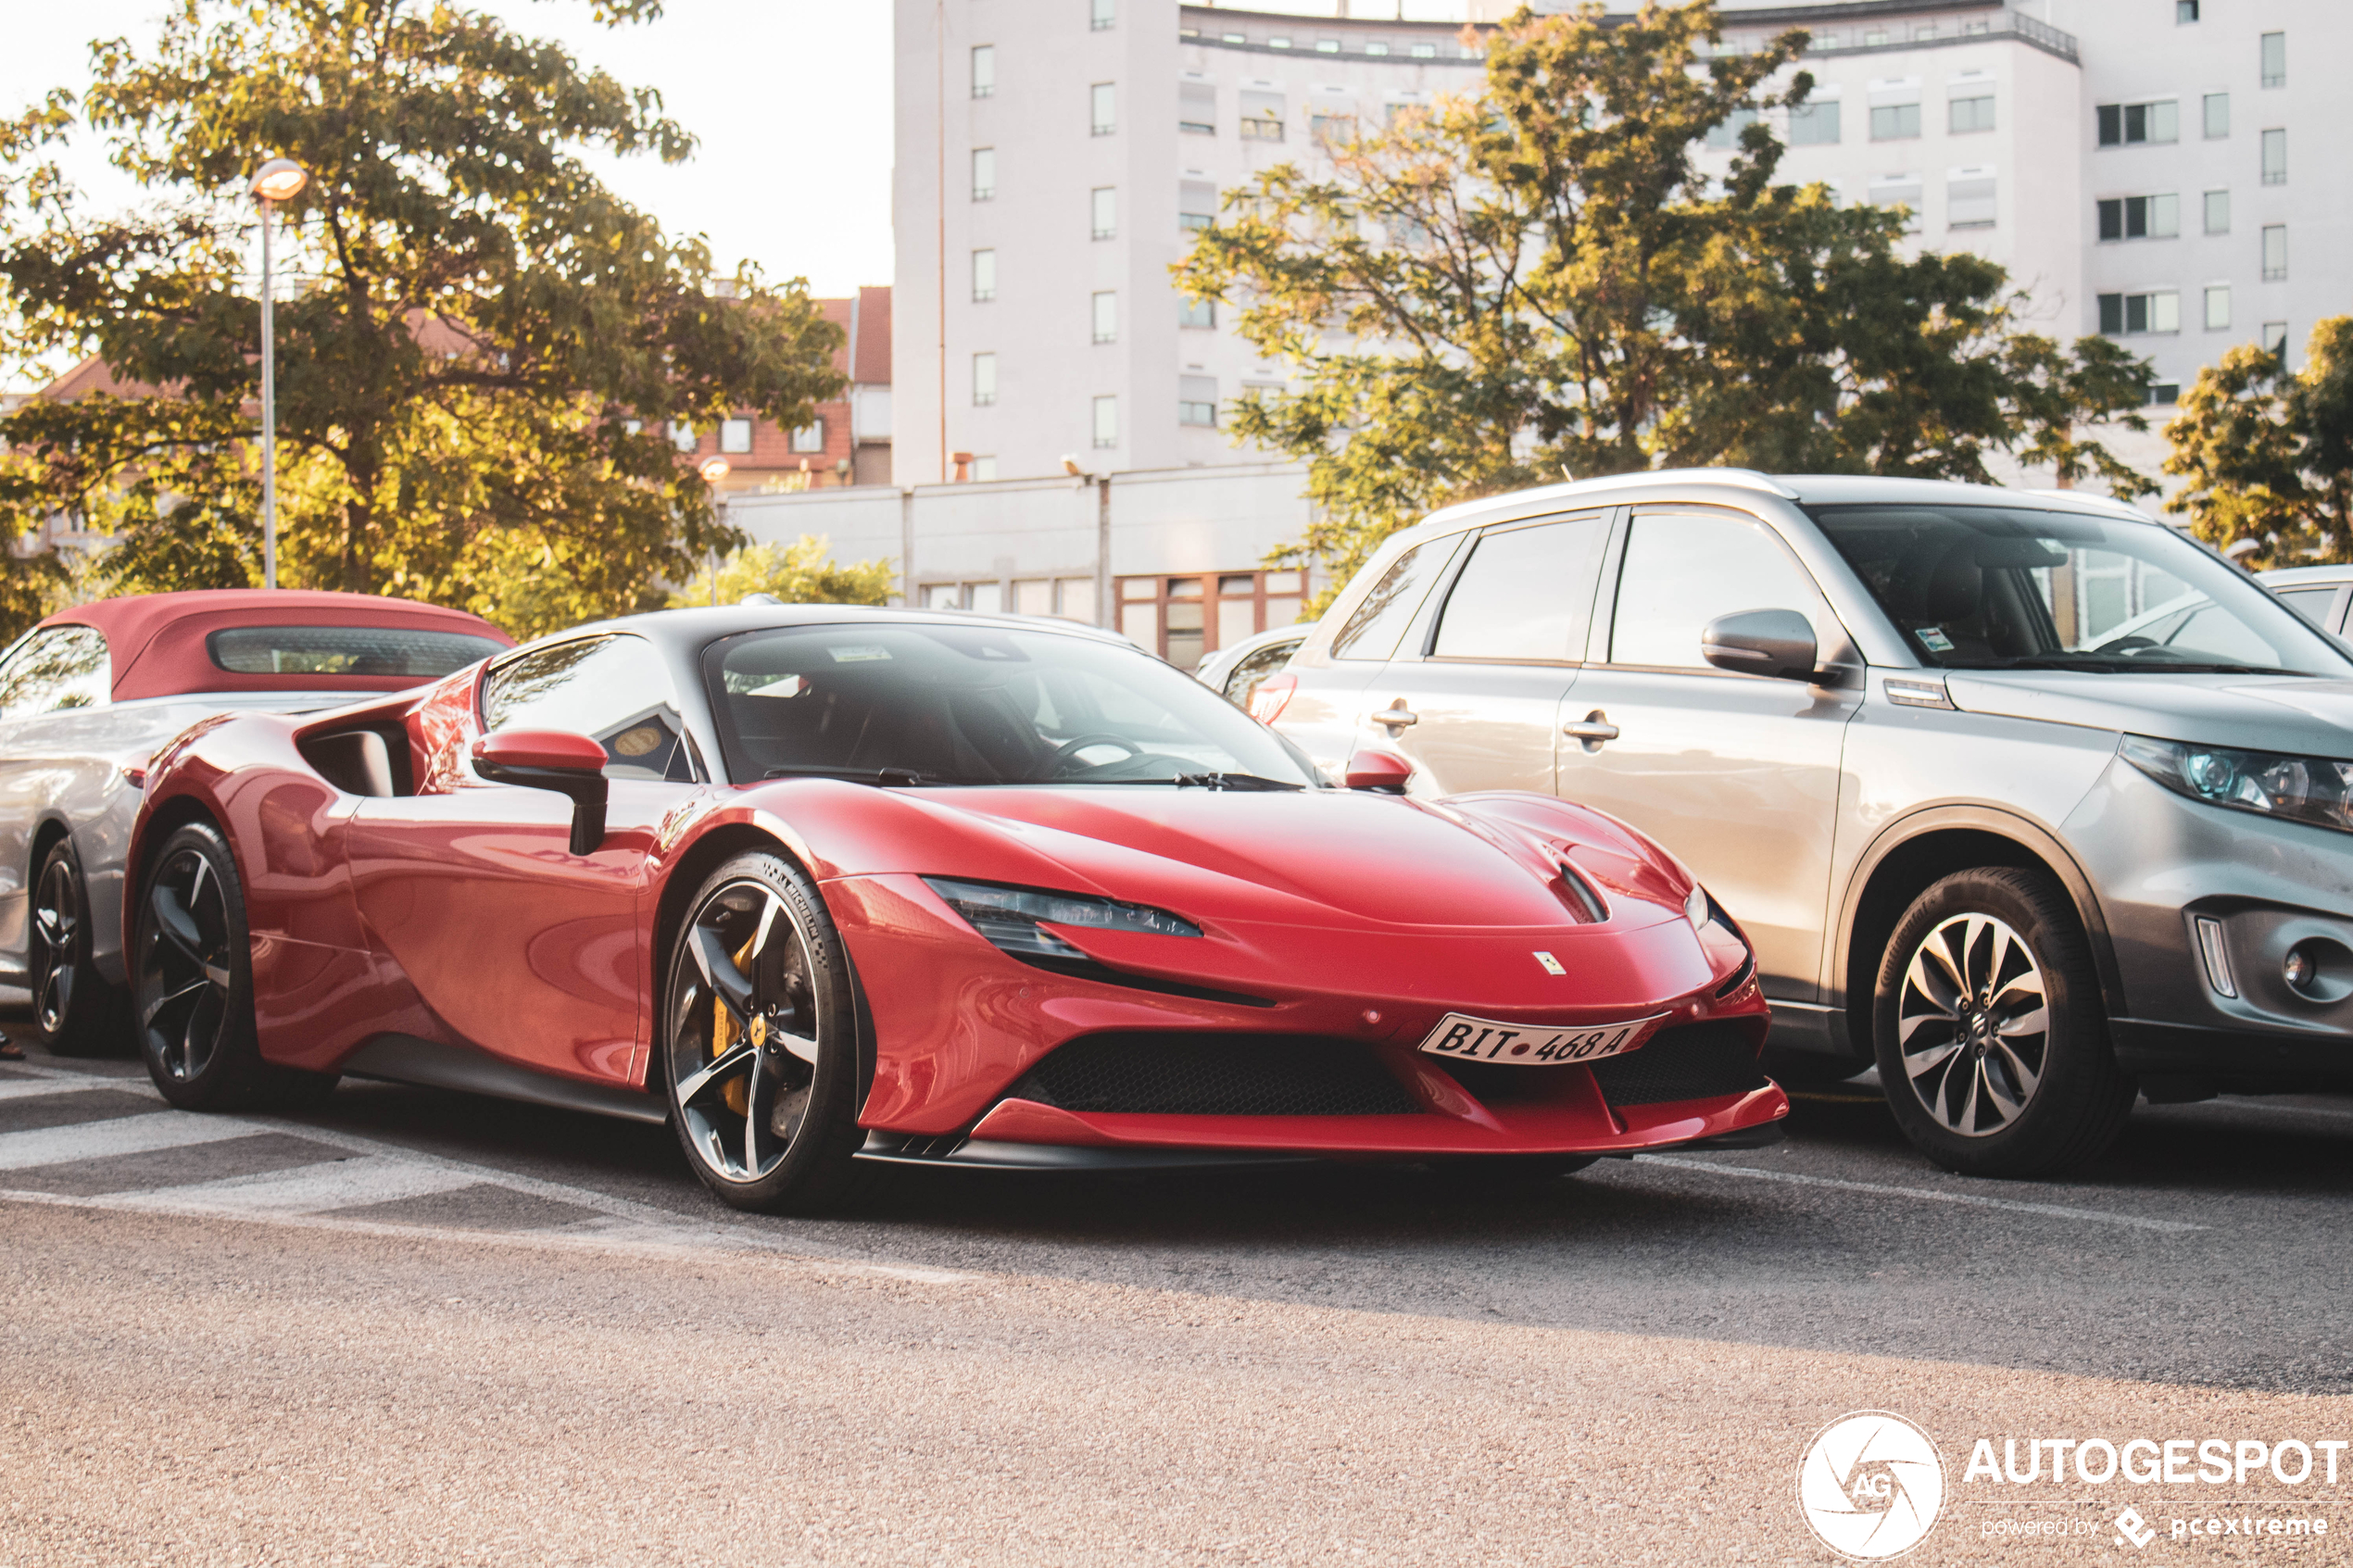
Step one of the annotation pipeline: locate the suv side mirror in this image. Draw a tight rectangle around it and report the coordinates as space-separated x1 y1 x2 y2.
1701 608 1820 683
472 730 610 855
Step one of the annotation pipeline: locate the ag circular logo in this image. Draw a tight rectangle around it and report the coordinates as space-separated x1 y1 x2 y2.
1796 1410 1945 1560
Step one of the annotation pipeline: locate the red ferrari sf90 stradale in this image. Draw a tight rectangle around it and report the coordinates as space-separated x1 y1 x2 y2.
125 608 1784 1211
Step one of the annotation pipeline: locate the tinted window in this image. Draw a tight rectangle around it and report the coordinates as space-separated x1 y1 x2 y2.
482 634 697 782
208 625 503 677
1220 635 1302 706
1431 515 1608 662
1811 505 2351 675
0 626 108 720
1329 538 1447 660
704 622 1320 787
2272 585 2340 630
1609 512 1823 669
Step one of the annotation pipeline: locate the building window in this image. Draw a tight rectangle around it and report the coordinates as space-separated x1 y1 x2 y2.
1705 107 1759 150
1180 82 1215 134
2204 284 2231 332
971 44 994 99
1863 29 1888 45
722 418 754 454
671 421 698 453
1178 375 1218 427
2203 92 2229 138
1869 102 1920 141
2177 0 2198 20
1220 31 1244 44
2148 382 2180 406
1178 295 1214 329
1239 90 1285 143
2263 320 2288 358
1090 186 1116 241
1315 38 1340 54
1092 395 1118 449
1947 172 1995 229
1116 570 1307 672
2262 224 2287 281
1091 82 1116 136
1091 291 1117 345
2096 194 2179 242
1868 175 1923 234
2204 189 2230 234
971 248 996 303
971 147 995 201
788 420 822 455
1090 0 1114 31
1365 41 1390 56
1179 179 1217 232
2097 291 2181 335
2260 31 2285 89
1410 42 1437 58
1269 37 1291 50
1311 111 1357 147
2261 129 2286 186
1788 99 1840 145
2095 100 2179 146
973 353 998 408
1949 94 1994 134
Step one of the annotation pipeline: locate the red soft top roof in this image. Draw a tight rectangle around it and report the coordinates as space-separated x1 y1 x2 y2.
36 589 513 702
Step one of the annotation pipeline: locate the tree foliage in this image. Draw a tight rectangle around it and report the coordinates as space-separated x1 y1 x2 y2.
1176 0 2154 593
2163 318 2353 569
0 0 845 638
666 533 895 610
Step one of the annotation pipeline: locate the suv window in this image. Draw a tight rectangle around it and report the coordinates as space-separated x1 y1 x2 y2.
0 626 109 720
1609 512 1822 669
1330 538 1448 660
1431 514 1609 662
482 633 698 782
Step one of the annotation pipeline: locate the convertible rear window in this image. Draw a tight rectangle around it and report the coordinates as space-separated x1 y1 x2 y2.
207 625 504 678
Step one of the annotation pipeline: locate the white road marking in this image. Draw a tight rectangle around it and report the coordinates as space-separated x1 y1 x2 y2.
1630 1155 2206 1234
0 1075 149 1102
0 1110 265 1170
108 1153 484 1215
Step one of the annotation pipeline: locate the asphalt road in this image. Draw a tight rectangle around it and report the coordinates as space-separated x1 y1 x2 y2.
6 1016 2350 1565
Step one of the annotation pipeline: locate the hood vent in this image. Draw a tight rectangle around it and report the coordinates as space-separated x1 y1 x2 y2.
1554 861 1609 923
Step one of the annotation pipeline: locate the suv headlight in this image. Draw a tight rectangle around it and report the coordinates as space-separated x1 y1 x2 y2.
922 877 1203 960
2120 734 2353 834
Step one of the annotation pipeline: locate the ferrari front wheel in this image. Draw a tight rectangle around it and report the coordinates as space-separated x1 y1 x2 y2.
661 850 866 1213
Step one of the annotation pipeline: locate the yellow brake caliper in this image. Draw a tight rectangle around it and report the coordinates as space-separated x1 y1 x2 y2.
714 933 760 1116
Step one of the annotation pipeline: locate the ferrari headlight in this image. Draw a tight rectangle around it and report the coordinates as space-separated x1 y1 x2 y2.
2120 734 2353 835
922 877 1202 960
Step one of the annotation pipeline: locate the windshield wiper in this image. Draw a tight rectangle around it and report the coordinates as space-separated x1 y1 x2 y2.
761 764 962 786
1171 771 1306 792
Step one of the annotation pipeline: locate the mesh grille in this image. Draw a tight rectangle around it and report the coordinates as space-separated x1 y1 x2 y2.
1012 1033 1420 1117
1590 1021 1765 1108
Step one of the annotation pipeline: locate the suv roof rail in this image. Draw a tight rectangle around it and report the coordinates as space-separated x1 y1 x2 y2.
2017 488 2158 522
1418 467 1800 529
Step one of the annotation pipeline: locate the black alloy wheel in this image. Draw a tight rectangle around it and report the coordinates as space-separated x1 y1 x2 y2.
30 837 130 1057
661 849 866 1213
1871 867 2133 1178
132 822 336 1111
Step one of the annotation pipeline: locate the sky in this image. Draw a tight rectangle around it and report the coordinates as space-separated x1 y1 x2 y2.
0 0 895 342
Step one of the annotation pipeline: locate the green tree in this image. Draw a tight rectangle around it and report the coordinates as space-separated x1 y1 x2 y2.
2164 318 2353 569
1176 1 2153 596
0 0 844 638
666 533 895 610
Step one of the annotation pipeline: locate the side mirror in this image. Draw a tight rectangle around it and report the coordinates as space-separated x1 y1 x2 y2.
1343 746 1414 794
1701 608 1820 683
472 730 610 855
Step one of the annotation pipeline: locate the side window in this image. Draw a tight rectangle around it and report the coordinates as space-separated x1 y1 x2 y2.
1430 514 1610 662
1329 537 1449 660
2272 585 2341 631
1608 512 1826 670
0 626 110 720
481 634 698 782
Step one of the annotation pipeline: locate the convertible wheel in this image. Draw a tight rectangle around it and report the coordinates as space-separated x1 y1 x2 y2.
661 849 866 1213
132 822 337 1111
30 838 131 1057
1872 867 2133 1179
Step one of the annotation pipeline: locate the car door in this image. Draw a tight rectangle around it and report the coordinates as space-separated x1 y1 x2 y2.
0 626 111 974
1363 510 1614 796
1557 508 1863 1002
350 633 702 1085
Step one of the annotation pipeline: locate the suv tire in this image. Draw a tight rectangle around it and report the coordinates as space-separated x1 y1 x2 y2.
1871 867 2134 1178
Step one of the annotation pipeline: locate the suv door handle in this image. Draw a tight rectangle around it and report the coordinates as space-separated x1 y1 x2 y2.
1563 712 1619 748
1373 703 1418 730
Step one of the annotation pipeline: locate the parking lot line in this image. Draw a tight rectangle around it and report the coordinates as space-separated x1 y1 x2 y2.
1630 1155 2206 1233
0 1109 264 1169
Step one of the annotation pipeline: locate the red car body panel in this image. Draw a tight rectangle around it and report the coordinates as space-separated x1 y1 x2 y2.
129 633 1785 1162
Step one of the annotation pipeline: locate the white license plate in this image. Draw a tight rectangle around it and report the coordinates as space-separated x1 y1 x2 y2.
1416 1010 1667 1066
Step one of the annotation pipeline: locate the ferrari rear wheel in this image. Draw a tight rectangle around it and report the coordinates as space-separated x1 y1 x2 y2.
132 822 338 1112
30 838 131 1058
661 850 866 1213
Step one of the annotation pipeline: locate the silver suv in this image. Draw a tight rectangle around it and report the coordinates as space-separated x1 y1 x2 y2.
1267 470 2353 1177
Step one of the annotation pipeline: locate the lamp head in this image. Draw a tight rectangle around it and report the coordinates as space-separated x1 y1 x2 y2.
697 455 731 484
250 158 309 203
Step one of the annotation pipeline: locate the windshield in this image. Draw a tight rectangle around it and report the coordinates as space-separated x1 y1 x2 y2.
701 622 1323 787
1809 504 2353 676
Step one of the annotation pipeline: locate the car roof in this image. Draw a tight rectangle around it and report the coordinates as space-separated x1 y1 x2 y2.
526 602 1141 660
34 589 513 701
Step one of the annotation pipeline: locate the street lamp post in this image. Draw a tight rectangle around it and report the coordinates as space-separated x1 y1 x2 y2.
698 455 731 607
249 157 308 591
